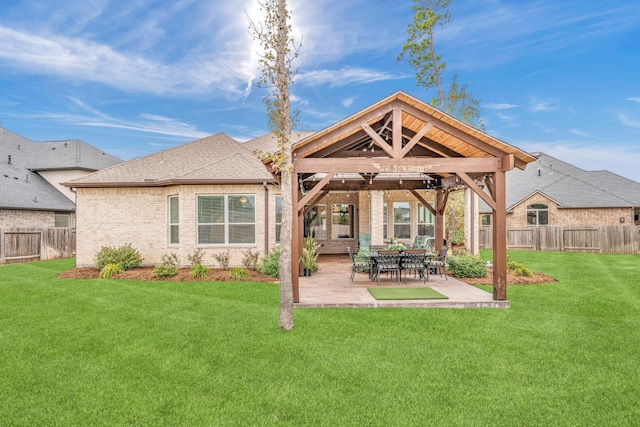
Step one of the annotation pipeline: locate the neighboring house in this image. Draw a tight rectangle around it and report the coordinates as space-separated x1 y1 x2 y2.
479 152 640 228
0 126 122 228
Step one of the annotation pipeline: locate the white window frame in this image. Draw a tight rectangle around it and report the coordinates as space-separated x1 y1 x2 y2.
331 203 355 239
168 195 179 244
393 202 411 239
275 195 282 243
417 202 435 237
383 202 388 241
527 204 549 226
197 194 256 245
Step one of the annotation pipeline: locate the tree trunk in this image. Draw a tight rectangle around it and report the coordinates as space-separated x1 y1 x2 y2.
276 0 294 331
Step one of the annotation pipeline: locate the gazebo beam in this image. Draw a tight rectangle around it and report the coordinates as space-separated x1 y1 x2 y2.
295 156 511 174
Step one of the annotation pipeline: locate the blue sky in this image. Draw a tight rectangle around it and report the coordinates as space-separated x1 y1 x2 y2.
1 0 640 181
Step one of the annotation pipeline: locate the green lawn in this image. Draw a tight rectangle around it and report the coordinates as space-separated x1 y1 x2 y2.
1 252 639 426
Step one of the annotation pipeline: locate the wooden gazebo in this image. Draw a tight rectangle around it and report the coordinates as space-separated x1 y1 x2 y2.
270 92 536 303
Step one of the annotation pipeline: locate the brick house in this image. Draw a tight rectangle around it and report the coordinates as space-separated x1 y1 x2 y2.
479 152 640 228
0 127 122 228
65 91 537 304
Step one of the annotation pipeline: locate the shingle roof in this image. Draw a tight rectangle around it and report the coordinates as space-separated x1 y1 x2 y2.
243 130 315 154
0 127 121 211
0 128 121 171
480 152 640 212
66 133 275 187
0 162 75 211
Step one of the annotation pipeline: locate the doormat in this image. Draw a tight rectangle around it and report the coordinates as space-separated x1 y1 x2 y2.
367 287 448 300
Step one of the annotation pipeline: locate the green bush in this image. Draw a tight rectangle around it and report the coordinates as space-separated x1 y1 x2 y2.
99 263 123 279
447 253 488 278
230 267 249 280
153 264 178 280
94 244 143 271
241 249 261 270
190 264 209 278
258 247 280 278
507 256 534 277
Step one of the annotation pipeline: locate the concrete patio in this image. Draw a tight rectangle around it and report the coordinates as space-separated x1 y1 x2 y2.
295 255 509 309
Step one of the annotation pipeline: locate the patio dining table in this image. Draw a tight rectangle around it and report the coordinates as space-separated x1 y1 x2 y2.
364 251 436 283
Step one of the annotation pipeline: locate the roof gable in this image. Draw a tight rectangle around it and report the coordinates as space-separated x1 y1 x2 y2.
291 91 536 169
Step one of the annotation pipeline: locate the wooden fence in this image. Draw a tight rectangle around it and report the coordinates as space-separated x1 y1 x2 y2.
479 226 640 254
0 228 76 264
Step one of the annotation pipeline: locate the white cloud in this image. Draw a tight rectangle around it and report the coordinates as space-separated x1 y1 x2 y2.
486 103 518 110
618 112 640 128
627 97 640 103
297 67 405 87
570 129 592 137
22 98 210 139
530 98 558 112
342 97 356 108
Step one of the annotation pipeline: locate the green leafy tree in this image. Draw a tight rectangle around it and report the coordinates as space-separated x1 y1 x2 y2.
399 0 484 130
248 0 300 330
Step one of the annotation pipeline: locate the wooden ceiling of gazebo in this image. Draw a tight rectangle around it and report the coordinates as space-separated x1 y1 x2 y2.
286 91 536 192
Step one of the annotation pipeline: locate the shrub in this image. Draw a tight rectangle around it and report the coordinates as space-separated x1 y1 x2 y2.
447 253 488 278
213 250 230 270
94 244 143 271
507 259 533 277
187 249 206 267
258 247 280 278
153 264 178 280
99 263 123 279
241 248 260 270
230 267 249 280
190 264 209 278
161 252 180 268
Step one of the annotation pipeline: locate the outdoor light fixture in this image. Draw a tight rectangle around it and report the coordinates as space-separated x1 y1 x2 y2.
369 176 373 184
399 178 403 185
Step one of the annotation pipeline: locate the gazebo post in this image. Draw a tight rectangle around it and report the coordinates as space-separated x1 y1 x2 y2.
492 170 508 300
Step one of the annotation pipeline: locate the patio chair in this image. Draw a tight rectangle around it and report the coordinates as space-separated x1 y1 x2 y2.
401 249 427 283
358 234 371 252
425 245 448 281
347 247 370 281
410 235 427 249
373 250 401 284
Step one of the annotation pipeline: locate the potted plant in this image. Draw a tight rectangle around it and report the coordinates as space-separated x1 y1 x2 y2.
391 236 398 244
300 235 320 276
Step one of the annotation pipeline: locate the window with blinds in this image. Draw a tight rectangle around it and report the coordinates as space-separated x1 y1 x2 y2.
168 195 179 244
197 195 255 244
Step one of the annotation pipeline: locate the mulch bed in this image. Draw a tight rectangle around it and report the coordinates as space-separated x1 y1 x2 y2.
56 267 278 283
455 269 556 286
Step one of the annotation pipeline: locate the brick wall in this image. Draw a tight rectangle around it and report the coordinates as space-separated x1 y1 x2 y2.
75 184 266 267
75 185 440 266
508 193 634 227
0 209 76 228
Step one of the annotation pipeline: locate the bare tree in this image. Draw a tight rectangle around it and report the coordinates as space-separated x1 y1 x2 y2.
249 0 299 330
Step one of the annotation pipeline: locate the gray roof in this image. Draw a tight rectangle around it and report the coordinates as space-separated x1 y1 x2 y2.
0 162 75 211
0 127 121 171
480 152 640 212
242 130 315 154
67 133 275 187
0 127 121 211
